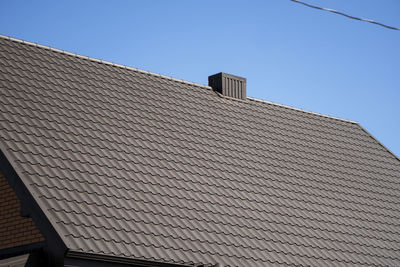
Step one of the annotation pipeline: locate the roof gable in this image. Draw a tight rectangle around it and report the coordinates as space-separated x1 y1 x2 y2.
1 35 400 266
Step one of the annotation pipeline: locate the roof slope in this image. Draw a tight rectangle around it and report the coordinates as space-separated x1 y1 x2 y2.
1 35 400 266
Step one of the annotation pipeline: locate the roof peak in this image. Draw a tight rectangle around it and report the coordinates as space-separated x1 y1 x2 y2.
0 33 356 124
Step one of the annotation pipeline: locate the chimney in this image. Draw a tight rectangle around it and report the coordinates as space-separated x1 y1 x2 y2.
208 72 246 99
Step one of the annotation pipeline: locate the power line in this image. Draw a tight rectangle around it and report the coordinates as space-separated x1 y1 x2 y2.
290 0 400 31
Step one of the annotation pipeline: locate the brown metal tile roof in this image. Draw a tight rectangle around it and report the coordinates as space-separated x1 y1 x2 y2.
0 35 400 266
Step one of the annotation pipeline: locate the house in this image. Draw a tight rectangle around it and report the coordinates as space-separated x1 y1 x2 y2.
0 34 399 267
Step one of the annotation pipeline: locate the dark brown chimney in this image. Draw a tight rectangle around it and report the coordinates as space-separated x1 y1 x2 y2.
208 72 246 99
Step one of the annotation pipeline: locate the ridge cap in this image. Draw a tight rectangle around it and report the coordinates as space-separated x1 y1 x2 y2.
246 96 357 124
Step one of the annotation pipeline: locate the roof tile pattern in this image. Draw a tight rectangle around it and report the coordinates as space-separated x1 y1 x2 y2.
1 36 400 266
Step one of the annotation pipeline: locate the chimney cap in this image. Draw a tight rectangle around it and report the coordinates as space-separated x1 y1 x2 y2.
209 72 246 81
208 72 246 100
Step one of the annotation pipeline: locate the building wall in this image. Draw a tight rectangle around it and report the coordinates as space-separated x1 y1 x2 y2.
0 171 44 251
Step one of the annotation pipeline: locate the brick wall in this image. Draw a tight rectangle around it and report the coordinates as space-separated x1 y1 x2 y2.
0 171 44 250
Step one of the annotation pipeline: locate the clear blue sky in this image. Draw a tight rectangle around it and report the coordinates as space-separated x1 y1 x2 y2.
1 0 399 157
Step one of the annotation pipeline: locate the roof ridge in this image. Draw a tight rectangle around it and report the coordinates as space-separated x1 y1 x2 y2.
0 34 212 91
246 96 357 124
1 34 356 125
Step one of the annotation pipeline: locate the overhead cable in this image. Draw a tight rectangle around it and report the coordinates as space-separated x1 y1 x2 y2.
290 0 400 31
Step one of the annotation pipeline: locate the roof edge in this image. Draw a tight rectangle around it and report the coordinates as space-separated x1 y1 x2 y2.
0 145 68 265
356 123 400 162
0 34 212 91
247 96 357 124
66 250 195 267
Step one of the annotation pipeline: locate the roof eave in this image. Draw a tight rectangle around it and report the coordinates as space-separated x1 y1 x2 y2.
65 250 196 267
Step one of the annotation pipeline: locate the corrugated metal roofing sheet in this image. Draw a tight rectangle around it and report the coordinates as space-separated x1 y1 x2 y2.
0 35 400 266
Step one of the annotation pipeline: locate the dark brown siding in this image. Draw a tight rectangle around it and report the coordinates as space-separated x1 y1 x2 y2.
0 171 44 250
